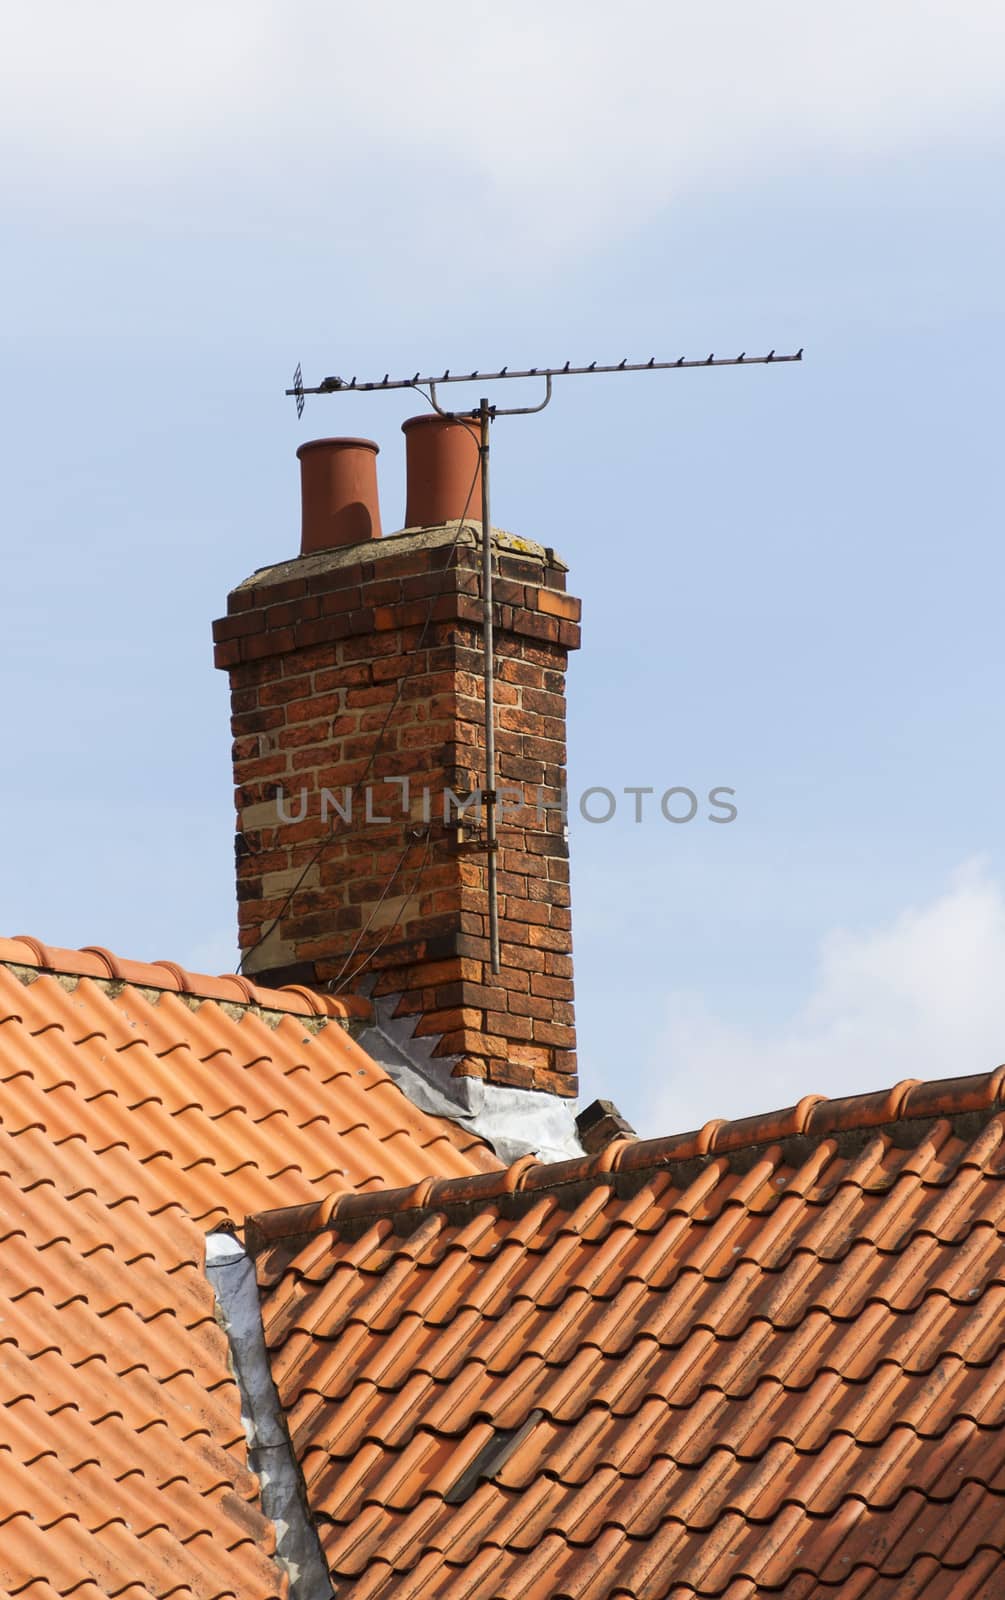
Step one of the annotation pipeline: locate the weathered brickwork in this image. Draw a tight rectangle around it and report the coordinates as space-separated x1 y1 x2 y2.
213 524 581 1097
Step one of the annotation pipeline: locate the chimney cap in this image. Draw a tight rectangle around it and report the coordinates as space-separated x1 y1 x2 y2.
575 1099 637 1153
297 436 379 458
400 413 475 433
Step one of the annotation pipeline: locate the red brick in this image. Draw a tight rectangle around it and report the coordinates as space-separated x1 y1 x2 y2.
315 662 372 690
532 1019 575 1048
530 973 575 1001
505 991 555 1022
534 588 581 622
213 609 268 642
235 755 288 783
231 707 285 735
485 1010 534 1041
258 675 313 707
214 640 242 669
267 597 321 629
414 1007 484 1037
242 626 295 661
314 578 361 607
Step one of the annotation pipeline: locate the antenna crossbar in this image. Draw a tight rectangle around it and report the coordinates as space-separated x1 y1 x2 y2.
282 343 802 981
287 348 802 401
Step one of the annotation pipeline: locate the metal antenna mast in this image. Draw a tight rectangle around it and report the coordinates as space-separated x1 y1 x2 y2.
288 347 803 975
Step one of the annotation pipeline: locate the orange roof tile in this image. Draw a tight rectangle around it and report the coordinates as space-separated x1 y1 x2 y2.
0 940 499 1599
253 1070 1005 1599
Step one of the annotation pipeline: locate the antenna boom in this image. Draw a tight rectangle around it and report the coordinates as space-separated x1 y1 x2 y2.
286 348 802 400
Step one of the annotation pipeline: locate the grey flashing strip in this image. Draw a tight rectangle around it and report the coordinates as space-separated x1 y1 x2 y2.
206 1231 333 1600
355 991 584 1164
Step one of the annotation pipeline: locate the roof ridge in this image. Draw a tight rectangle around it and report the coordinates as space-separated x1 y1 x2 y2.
0 934 369 1023
245 1065 1005 1252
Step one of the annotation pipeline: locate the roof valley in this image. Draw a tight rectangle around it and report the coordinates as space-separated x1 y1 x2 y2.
207 1230 333 1600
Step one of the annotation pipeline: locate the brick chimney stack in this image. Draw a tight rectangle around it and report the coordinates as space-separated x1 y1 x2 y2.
213 418 581 1127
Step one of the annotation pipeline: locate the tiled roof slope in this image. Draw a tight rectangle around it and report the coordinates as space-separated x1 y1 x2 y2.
0 938 499 1600
254 1072 1005 1600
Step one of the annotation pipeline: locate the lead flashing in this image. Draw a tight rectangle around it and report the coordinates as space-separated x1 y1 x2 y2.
206 1233 332 1600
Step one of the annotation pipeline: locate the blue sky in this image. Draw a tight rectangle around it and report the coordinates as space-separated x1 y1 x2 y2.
3 2 1004 1135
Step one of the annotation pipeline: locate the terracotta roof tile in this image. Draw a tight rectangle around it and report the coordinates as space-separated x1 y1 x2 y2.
0 940 498 1599
255 1068 1005 1598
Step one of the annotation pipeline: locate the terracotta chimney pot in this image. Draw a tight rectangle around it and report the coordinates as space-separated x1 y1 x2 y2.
297 438 382 555
402 413 482 529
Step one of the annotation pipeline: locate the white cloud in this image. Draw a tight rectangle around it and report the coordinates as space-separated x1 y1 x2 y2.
3 2 1004 243
646 860 1005 1133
